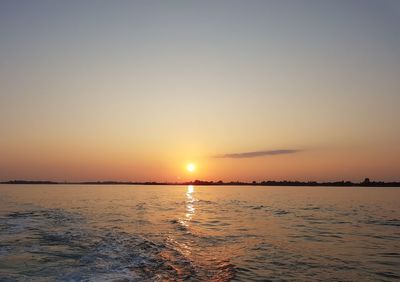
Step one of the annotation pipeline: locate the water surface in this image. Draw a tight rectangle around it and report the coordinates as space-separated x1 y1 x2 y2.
0 185 399 281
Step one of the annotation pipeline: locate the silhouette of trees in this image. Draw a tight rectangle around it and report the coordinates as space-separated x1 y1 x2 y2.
1 178 399 187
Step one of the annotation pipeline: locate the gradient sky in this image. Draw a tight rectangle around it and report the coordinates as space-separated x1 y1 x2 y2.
1 0 399 182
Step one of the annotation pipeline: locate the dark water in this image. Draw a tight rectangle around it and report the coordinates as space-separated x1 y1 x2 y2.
0 185 399 281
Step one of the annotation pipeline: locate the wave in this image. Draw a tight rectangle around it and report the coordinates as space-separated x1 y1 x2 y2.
0 208 235 281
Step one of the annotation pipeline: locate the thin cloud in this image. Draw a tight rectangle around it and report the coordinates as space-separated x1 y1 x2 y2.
214 149 301 159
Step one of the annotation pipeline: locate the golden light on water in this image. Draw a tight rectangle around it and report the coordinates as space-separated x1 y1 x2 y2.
185 185 195 221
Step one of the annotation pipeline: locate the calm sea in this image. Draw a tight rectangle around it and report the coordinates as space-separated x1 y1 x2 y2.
0 185 399 281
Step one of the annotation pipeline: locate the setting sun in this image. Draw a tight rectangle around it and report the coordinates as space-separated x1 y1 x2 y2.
186 163 196 173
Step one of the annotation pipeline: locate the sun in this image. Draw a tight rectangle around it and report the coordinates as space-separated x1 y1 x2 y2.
186 163 196 173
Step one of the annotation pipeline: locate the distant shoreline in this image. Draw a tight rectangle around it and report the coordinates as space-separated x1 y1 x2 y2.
1 179 399 187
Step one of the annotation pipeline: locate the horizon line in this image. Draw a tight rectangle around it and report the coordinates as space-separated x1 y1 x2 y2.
1 178 400 187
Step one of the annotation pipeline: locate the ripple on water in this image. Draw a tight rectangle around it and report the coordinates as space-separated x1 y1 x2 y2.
365 219 400 227
0 208 236 281
273 209 290 216
1 186 399 282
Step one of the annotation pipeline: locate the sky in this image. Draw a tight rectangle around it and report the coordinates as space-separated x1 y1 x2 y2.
1 0 399 182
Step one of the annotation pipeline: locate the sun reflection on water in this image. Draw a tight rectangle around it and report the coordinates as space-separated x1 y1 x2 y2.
185 185 195 221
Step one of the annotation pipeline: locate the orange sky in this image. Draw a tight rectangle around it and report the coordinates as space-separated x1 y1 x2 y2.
1 1 399 182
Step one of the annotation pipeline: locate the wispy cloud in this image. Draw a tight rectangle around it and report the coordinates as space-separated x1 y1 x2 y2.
214 149 301 159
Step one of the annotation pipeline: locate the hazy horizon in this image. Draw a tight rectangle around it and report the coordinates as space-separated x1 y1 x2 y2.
1 0 400 182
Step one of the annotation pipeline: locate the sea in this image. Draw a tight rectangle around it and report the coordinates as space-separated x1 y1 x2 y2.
0 185 399 281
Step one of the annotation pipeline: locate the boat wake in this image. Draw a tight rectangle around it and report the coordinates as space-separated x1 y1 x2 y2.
0 208 235 281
